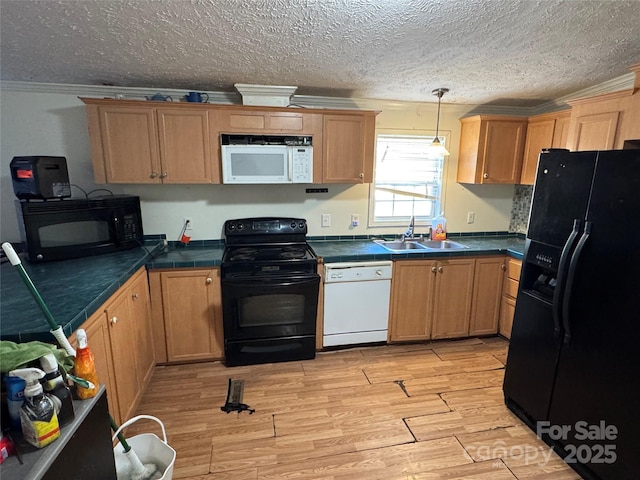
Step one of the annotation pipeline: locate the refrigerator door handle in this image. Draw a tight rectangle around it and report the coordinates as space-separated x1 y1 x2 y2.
552 219 581 336
562 221 592 344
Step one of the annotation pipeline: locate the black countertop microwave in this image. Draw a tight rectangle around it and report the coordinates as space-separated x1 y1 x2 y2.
15 195 143 263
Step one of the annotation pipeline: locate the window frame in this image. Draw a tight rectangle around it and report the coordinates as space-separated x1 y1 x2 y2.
367 129 450 228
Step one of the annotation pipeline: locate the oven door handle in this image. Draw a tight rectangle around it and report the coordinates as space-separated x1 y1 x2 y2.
222 274 320 287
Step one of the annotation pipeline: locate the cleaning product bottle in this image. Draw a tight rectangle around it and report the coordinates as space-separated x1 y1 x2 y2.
40 353 75 426
9 368 60 448
73 329 99 399
3 375 26 431
431 212 447 240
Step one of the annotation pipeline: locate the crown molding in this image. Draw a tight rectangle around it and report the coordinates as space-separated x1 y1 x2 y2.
1 70 636 114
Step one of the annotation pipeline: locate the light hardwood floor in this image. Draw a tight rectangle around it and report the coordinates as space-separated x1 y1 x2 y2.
127 337 581 479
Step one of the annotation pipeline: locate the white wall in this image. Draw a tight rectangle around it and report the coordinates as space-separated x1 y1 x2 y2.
0 87 515 242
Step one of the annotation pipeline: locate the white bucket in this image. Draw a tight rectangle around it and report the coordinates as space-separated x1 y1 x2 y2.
112 415 176 480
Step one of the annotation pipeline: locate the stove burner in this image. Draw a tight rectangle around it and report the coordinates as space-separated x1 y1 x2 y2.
280 247 306 259
229 247 259 261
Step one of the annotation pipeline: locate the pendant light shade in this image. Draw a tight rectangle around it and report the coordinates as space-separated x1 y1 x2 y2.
431 87 450 156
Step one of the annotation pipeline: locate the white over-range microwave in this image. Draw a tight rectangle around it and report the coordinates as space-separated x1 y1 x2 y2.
221 134 313 184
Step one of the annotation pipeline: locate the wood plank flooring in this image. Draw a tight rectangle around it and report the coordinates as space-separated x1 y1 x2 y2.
127 337 581 479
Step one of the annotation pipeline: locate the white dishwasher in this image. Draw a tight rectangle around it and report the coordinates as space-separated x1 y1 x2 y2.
323 261 393 347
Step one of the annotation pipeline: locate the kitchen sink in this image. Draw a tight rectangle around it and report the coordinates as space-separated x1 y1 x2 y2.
374 239 469 252
419 240 469 249
374 240 429 251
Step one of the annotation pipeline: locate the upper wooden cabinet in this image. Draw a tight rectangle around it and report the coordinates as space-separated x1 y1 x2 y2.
520 110 571 185
82 98 378 185
457 115 528 184
322 113 377 183
84 101 215 184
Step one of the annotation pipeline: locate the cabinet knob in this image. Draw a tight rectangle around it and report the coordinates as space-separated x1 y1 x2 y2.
160 172 168 179
483 173 489 179
132 293 139 299
438 266 444 273
501 264 507 271
359 173 364 178
206 277 213 284
150 171 158 178
110 316 118 325
431 266 437 274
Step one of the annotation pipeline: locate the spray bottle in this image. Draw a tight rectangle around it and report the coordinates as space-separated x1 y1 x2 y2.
8 368 60 448
74 329 99 399
40 353 75 426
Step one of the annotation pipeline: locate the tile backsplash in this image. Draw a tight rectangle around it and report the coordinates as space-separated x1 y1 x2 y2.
509 185 533 234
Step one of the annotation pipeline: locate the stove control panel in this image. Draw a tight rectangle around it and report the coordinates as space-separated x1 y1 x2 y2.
225 217 308 236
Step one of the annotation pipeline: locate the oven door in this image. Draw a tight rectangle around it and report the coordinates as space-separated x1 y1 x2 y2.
221 273 320 340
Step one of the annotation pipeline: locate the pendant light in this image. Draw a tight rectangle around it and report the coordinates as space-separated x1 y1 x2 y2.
430 87 450 156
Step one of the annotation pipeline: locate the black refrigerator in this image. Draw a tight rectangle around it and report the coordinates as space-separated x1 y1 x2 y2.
503 148 640 480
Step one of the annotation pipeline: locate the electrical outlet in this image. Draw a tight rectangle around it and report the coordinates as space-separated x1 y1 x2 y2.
351 214 360 227
183 217 193 230
466 211 475 224
321 213 331 227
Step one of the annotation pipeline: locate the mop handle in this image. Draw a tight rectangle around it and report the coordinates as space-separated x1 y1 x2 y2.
1 242 76 357
2 242 58 330
110 415 132 453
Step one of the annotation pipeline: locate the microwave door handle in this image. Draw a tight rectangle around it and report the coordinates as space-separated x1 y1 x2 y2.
288 149 293 182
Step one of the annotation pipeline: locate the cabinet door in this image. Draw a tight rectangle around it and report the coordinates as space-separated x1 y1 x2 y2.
105 290 139 422
98 106 161 183
469 257 505 336
431 259 475 339
160 269 223 362
129 270 155 389
521 119 555 185
483 120 526 183
571 111 620 151
551 115 570 148
388 260 437 342
323 114 375 183
156 108 213 183
82 310 120 424
499 296 517 339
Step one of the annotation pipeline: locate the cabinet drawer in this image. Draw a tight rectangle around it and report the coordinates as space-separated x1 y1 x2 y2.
505 278 519 298
507 259 522 281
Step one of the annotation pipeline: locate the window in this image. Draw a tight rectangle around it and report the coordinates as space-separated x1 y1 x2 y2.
369 134 445 226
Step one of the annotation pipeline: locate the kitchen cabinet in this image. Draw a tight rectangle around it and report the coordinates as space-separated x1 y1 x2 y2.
457 115 528 184
150 268 223 363
499 258 522 338
388 260 437 342
322 113 377 183
520 111 571 185
72 267 154 425
79 309 119 424
388 258 475 341
565 88 637 151
83 99 216 184
469 256 505 336
83 98 378 185
430 258 475 339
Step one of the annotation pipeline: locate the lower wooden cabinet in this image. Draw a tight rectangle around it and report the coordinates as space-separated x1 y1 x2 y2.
148 268 224 363
76 267 155 425
499 258 522 338
469 257 506 336
390 256 509 342
431 259 476 339
388 260 437 342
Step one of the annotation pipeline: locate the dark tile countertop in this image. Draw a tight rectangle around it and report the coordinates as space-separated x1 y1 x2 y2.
0 241 164 343
309 234 525 263
0 235 523 344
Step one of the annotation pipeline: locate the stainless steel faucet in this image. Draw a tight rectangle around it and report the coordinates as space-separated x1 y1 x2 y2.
403 216 415 240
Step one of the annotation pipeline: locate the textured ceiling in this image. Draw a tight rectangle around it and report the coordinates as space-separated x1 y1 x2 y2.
1 0 640 106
